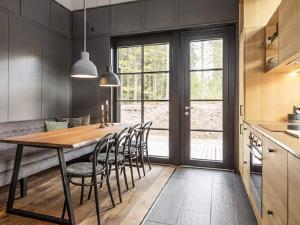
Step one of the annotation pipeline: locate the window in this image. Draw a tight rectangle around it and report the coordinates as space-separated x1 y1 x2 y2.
116 43 170 158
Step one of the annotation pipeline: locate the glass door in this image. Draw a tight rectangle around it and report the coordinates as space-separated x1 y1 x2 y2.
114 36 171 162
181 30 234 169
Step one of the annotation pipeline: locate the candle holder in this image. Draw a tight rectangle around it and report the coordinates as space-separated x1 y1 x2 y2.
104 103 109 127
99 105 105 128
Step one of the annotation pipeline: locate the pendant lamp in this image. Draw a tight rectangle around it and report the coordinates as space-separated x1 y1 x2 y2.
71 0 98 78
99 66 121 87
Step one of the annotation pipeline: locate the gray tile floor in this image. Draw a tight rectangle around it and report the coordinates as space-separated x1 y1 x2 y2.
142 167 258 225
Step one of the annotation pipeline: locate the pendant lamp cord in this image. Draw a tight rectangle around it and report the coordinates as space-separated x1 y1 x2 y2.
84 0 87 52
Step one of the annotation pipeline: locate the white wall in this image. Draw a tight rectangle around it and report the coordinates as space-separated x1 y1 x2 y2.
55 0 139 11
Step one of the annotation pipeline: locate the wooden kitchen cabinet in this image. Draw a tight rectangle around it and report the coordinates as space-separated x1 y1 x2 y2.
288 153 300 225
262 138 288 225
278 0 300 64
242 124 251 193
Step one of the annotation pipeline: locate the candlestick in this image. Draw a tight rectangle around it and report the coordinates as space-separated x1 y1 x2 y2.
99 104 105 128
105 101 109 127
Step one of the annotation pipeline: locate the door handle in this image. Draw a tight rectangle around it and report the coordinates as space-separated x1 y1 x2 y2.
185 106 194 110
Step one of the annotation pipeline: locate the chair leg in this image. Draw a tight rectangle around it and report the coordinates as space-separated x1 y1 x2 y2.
88 177 93 200
128 156 135 187
106 173 115 207
62 199 67 219
145 148 151 170
93 175 101 225
20 178 27 198
115 161 122 203
140 148 146 176
135 154 141 179
80 178 85 205
100 174 104 189
122 164 129 191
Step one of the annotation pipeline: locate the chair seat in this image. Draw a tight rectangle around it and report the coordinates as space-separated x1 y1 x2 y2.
112 146 139 155
67 162 104 177
96 153 124 163
128 141 146 148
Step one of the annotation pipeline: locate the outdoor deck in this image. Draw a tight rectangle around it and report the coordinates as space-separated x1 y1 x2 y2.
148 138 223 161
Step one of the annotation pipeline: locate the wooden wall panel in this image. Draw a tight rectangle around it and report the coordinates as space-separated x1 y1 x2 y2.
9 15 42 121
0 11 9 122
42 31 68 119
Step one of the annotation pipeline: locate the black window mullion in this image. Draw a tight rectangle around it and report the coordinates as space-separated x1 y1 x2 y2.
141 45 145 124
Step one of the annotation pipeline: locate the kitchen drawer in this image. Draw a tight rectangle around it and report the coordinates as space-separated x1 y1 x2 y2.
288 153 300 225
262 138 288 225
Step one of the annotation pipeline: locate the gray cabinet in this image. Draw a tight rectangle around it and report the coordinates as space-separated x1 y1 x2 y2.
9 15 42 121
87 7 110 36
0 11 9 122
72 10 84 38
51 1 71 37
42 31 68 119
178 0 238 27
111 1 145 34
21 0 50 27
146 0 177 30
0 0 20 15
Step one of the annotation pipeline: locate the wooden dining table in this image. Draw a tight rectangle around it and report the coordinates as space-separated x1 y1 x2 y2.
0 123 125 225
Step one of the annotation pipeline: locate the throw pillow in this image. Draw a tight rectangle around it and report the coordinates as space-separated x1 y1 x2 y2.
55 117 82 128
81 114 91 126
45 121 68 132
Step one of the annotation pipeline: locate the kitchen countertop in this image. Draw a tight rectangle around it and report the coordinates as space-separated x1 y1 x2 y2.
244 120 300 159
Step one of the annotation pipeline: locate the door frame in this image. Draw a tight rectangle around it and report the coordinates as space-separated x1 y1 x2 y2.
179 26 236 170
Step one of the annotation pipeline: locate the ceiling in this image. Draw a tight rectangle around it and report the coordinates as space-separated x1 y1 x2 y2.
55 0 139 11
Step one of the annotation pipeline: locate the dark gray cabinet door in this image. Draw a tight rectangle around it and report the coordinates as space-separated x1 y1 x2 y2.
0 11 9 122
51 1 71 37
42 31 68 119
87 7 110 36
9 15 42 121
21 0 50 27
0 0 20 15
178 0 238 26
111 1 145 34
146 0 177 30
72 10 83 38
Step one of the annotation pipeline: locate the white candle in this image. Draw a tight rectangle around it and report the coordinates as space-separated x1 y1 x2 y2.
101 104 104 110
105 100 109 105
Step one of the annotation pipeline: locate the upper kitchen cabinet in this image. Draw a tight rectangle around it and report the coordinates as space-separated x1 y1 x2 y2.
21 0 50 27
146 0 177 30
111 1 145 35
72 10 84 38
0 0 20 15
51 1 71 38
87 7 110 36
278 0 300 66
178 0 238 27
73 7 109 38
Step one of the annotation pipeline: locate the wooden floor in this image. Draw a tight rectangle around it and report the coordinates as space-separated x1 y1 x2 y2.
0 165 174 225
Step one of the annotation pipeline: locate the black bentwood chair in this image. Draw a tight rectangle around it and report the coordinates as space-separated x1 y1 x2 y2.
129 122 153 176
62 133 116 225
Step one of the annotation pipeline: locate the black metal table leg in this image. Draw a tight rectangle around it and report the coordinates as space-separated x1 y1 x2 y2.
57 148 76 224
7 145 23 210
5 146 75 225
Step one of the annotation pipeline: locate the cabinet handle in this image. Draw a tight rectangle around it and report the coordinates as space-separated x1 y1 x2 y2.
268 148 276 153
240 124 243 135
240 105 244 117
267 210 273 215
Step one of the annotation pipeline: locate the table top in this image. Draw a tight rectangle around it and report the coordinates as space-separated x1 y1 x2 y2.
0 124 125 149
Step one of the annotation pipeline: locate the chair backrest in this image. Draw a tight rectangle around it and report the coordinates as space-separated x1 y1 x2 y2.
92 133 116 169
141 121 153 146
115 127 131 155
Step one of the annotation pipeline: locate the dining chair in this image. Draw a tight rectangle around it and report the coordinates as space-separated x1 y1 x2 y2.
89 128 131 203
62 133 116 225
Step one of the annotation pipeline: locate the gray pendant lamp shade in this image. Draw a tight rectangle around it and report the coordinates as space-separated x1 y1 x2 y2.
99 66 121 87
71 52 98 78
71 0 98 79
